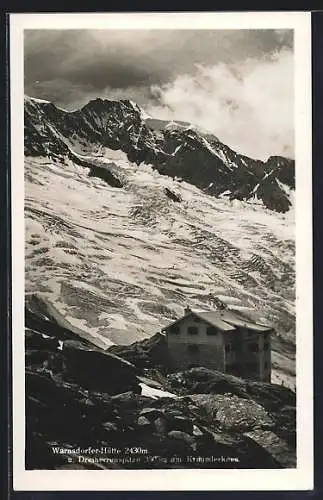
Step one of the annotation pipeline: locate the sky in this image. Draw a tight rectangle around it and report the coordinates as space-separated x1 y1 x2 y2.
24 29 294 160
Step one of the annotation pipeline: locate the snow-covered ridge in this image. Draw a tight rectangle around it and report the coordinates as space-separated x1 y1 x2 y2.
24 95 72 112
24 94 295 214
25 95 51 105
128 99 152 120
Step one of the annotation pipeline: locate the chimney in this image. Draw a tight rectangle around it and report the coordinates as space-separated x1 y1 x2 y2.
184 305 192 315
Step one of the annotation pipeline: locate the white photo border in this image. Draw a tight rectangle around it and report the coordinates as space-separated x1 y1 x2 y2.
10 11 313 491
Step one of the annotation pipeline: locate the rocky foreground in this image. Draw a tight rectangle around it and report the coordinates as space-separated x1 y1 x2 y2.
25 295 296 470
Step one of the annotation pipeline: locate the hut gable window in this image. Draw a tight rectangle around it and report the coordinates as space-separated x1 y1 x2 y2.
169 325 180 335
187 326 198 335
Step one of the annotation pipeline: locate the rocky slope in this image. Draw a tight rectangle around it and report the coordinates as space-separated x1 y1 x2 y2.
25 303 296 469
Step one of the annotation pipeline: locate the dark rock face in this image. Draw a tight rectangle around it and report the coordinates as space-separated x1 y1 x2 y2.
68 150 123 188
62 342 139 394
25 306 296 470
24 96 294 213
109 333 171 372
87 165 123 187
25 293 110 349
164 187 182 203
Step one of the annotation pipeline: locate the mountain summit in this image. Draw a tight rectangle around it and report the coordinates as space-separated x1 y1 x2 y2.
24 95 294 213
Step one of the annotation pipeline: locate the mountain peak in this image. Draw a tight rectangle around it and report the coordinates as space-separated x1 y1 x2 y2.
24 94 294 213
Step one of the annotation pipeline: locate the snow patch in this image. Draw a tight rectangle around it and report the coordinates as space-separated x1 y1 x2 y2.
128 100 152 120
139 383 178 399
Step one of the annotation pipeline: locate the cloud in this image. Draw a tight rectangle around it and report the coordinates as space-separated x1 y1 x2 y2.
24 29 292 94
26 79 157 111
24 29 294 159
146 49 294 160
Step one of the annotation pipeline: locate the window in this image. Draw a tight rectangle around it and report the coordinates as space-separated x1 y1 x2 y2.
187 344 199 354
169 325 180 335
206 326 218 336
225 343 231 353
187 326 198 335
264 341 270 350
249 342 259 353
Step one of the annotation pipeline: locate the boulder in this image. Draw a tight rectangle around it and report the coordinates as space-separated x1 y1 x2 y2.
168 430 195 447
109 333 171 372
193 425 204 437
190 393 274 433
154 416 167 435
139 407 165 421
244 429 295 468
272 405 296 447
246 381 296 412
137 416 151 427
164 187 182 202
62 341 140 395
167 367 249 399
169 415 194 435
102 421 118 432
